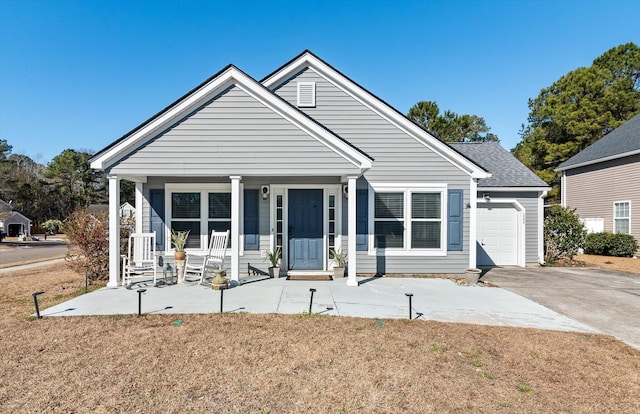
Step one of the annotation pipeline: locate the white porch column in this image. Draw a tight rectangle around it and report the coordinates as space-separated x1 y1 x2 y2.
346 176 358 287
135 182 143 233
469 179 478 270
538 191 548 265
108 175 121 287
230 176 241 283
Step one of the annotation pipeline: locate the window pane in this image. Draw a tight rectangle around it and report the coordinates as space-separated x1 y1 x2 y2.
412 193 441 219
209 193 231 219
615 202 629 218
375 193 404 219
208 221 231 247
171 221 201 249
615 219 630 234
172 193 200 218
374 221 404 248
329 195 335 208
412 222 441 248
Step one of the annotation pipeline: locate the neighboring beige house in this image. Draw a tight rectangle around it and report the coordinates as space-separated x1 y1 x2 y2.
557 113 640 245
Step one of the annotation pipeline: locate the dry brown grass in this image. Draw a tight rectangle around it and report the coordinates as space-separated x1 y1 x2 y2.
576 254 640 274
1 263 639 413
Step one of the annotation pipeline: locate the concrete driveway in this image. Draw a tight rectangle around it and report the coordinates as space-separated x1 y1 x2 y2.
481 266 640 350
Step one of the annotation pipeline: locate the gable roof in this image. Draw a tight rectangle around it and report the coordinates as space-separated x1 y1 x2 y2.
449 142 549 189
90 64 373 173
262 50 490 179
556 113 640 171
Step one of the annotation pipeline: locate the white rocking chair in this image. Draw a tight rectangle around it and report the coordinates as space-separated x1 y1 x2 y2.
184 230 229 284
121 232 157 286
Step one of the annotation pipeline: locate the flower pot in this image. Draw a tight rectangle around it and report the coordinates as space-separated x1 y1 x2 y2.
174 251 186 261
269 266 280 278
464 268 482 284
333 266 345 278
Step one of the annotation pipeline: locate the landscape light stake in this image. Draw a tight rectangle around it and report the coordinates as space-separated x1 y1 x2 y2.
405 293 413 320
219 288 224 313
309 288 317 314
85 272 89 293
32 291 44 319
137 289 146 316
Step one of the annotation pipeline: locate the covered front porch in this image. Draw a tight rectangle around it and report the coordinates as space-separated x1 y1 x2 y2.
106 174 365 288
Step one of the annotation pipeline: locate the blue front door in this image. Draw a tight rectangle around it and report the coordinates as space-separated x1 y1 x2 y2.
288 189 323 270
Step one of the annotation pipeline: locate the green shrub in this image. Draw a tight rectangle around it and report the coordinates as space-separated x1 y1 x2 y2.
584 232 639 257
41 219 64 234
544 205 586 263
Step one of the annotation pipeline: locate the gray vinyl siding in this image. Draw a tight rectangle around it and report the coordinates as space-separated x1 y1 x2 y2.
565 154 640 245
272 68 470 186
273 68 471 273
109 85 360 177
337 179 471 274
478 191 542 264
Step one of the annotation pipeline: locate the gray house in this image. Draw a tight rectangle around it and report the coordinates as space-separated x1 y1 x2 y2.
0 199 31 238
557 113 640 244
90 51 547 287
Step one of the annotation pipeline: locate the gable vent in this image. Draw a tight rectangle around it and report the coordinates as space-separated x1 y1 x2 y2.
297 82 316 107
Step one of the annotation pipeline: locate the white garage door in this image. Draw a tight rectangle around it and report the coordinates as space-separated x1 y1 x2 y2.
477 203 519 266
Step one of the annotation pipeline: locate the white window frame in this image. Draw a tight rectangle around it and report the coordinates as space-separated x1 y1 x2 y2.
368 183 447 256
164 183 241 255
613 200 631 234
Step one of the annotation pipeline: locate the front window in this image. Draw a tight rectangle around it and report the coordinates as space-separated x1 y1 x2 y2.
374 192 404 248
411 193 441 248
171 192 201 248
373 189 444 251
614 201 630 234
168 186 231 251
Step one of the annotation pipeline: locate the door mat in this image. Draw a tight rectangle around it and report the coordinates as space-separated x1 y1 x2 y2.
286 275 333 281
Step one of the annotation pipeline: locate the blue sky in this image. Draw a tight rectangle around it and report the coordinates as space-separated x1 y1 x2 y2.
1 0 639 164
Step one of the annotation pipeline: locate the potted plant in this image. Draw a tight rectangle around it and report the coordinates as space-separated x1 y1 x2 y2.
171 229 190 260
266 247 281 278
331 248 347 278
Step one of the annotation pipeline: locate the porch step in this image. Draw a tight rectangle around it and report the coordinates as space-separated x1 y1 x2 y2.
286 274 333 281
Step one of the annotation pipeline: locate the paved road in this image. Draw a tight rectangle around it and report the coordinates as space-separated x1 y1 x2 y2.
482 266 640 351
0 240 68 266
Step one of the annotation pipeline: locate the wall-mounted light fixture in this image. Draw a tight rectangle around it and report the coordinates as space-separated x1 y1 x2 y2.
261 185 270 200
342 185 349 199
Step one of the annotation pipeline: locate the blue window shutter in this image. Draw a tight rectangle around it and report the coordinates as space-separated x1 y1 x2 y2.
447 189 463 251
244 189 259 250
149 189 165 251
356 189 368 251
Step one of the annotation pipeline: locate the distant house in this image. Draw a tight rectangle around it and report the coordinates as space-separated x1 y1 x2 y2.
120 202 135 218
90 50 549 287
0 199 32 237
557 113 640 244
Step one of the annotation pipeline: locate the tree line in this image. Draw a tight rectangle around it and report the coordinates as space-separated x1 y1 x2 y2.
0 143 133 226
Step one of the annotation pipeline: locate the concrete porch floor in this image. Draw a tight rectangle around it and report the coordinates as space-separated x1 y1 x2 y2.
41 275 596 334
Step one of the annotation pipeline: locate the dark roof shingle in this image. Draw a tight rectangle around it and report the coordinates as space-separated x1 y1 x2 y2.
557 113 640 171
449 142 549 188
